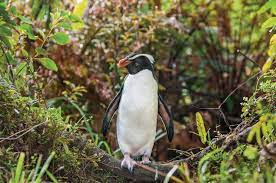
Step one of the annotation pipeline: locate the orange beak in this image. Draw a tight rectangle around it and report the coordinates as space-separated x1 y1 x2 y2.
117 58 131 68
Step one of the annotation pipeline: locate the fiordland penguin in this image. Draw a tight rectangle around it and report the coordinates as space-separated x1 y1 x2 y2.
102 53 174 172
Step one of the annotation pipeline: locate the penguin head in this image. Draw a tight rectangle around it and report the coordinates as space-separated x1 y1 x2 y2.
117 53 155 74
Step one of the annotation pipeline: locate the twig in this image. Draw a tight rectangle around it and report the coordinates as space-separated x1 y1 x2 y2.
193 71 262 110
219 108 231 129
80 26 102 55
237 49 261 69
0 121 47 143
173 125 253 165
191 69 262 129
218 70 261 109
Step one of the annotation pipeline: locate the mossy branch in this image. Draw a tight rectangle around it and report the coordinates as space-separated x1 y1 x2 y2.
86 146 181 182
174 125 253 166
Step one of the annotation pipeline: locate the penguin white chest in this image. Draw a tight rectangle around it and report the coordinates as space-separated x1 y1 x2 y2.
117 70 158 156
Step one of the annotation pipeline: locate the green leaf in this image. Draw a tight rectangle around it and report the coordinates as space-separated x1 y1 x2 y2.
0 25 12 36
162 0 173 12
37 4 49 21
261 123 269 140
35 47 47 56
262 17 276 29
15 152 25 183
69 14 84 30
32 155 42 182
196 112 207 144
262 58 273 73
268 44 276 57
51 32 70 45
10 6 17 15
57 22 72 30
31 0 42 18
18 15 33 24
46 170 58 183
38 58 58 71
255 127 262 145
73 0 88 17
50 11 61 21
270 34 276 46
247 127 256 143
0 36 11 49
0 5 15 25
18 23 37 40
68 14 82 23
35 151 56 183
21 49 29 57
0 2 6 9
16 62 27 76
258 1 272 14
6 51 16 64
243 146 258 160
37 29 46 39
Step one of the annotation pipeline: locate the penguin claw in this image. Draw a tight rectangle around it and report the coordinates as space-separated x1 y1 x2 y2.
121 156 137 173
141 159 151 165
141 156 151 165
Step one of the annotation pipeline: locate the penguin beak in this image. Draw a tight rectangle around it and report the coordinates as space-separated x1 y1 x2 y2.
117 58 131 68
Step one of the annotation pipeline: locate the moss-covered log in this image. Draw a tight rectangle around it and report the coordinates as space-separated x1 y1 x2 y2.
87 146 179 182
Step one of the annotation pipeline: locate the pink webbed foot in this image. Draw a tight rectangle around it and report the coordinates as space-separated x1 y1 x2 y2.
121 153 137 173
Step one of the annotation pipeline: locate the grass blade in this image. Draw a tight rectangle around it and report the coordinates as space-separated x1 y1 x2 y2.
35 151 56 183
32 154 42 182
46 170 58 183
15 152 25 183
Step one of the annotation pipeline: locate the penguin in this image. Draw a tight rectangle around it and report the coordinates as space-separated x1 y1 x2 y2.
102 53 174 172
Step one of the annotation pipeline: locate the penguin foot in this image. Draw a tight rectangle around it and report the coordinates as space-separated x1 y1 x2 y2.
141 155 151 164
121 154 137 173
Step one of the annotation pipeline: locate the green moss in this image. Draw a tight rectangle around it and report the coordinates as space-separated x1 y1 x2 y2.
0 78 117 182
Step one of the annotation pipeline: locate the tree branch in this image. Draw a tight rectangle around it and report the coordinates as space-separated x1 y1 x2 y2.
173 125 253 166
86 147 181 182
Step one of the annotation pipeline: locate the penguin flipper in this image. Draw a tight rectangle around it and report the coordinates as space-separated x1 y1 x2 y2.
158 94 174 142
102 85 124 136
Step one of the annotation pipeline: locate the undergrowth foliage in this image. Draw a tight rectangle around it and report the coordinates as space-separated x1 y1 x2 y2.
243 70 276 145
0 0 275 182
0 78 89 182
197 69 275 183
195 2 276 181
0 1 101 182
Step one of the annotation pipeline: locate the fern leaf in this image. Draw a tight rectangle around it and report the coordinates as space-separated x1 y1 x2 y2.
261 123 269 140
196 112 207 144
262 58 272 73
256 127 262 145
247 127 256 143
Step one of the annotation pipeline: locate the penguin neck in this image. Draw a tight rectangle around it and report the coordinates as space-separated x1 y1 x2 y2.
128 68 157 80
127 63 154 74
126 70 157 90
